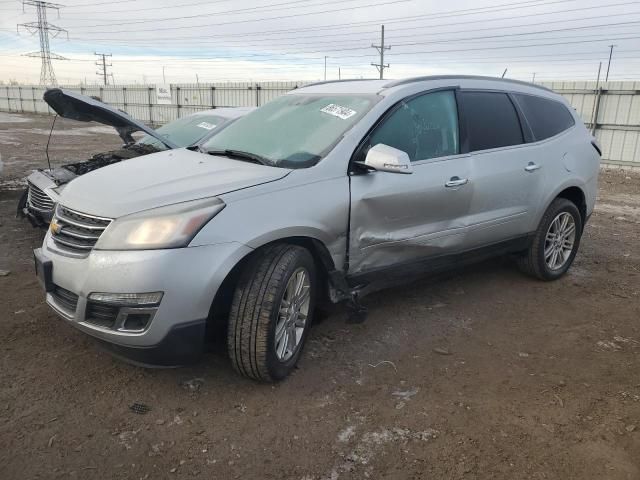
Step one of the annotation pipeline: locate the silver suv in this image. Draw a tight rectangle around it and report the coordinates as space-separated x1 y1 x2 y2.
34 76 600 381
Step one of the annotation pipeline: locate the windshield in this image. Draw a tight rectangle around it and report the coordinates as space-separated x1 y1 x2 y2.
137 113 229 149
202 94 378 168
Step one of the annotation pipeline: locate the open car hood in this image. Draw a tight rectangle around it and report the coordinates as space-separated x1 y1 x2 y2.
43 88 178 149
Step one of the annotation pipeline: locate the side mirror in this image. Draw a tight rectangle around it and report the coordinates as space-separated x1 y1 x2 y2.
363 144 413 174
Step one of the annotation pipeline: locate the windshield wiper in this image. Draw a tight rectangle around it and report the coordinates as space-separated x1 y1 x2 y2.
188 145 205 153
207 149 274 166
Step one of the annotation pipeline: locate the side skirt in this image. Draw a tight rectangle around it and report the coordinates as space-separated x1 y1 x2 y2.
344 234 534 298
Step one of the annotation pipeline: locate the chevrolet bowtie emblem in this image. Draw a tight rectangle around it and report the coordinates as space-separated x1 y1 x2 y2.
50 219 61 234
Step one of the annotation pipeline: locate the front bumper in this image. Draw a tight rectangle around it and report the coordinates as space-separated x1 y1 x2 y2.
20 170 61 228
22 204 54 228
94 319 207 367
40 233 253 364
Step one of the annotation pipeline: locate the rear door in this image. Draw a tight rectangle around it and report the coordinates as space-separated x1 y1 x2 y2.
458 90 545 248
348 89 473 275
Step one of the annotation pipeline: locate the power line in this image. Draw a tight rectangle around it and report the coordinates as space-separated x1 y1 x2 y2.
73 20 640 58
67 0 570 34
64 0 574 29
17 0 68 85
60 14 640 53
63 5 640 48
60 0 351 21
60 0 233 14
10 0 588 42
63 0 412 32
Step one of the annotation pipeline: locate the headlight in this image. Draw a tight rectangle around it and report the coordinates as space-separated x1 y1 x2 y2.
95 197 225 250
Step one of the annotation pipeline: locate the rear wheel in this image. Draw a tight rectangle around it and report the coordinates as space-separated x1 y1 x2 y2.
517 197 582 281
227 244 316 381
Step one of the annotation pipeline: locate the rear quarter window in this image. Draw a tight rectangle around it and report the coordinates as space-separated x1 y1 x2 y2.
513 94 575 141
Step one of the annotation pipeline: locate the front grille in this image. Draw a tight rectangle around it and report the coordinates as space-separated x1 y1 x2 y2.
51 205 112 255
50 285 79 314
27 182 55 213
85 301 118 329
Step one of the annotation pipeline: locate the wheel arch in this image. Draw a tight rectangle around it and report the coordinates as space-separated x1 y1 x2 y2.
535 184 587 234
205 235 337 338
555 186 587 228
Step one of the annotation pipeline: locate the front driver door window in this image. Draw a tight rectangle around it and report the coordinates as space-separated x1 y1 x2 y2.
363 90 460 162
349 90 474 275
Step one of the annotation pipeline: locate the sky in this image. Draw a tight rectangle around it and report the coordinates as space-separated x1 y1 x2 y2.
1 0 640 85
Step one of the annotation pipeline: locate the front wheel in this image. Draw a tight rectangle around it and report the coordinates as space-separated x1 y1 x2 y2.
517 198 583 281
227 244 316 381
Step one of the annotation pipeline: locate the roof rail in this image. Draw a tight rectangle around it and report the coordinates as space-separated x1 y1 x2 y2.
383 75 553 93
301 78 382 88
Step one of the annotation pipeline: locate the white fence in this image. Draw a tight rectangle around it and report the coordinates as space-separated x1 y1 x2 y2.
1 80 639 167
544 81 640 168
0 82 304 126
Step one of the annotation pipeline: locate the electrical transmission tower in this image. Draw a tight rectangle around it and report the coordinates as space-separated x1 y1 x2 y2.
17 1 67 86
95 52 113 85
371 25 391 80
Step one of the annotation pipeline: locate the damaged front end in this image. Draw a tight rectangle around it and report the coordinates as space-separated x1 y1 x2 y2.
62 143 161 175
19 144 162 226
18 88 174 228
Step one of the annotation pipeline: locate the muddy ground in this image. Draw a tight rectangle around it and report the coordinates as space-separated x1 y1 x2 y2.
0 112 639 480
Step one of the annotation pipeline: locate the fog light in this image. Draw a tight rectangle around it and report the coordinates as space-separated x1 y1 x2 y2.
121 311 153 332
85 292 162 333
88 292 163 306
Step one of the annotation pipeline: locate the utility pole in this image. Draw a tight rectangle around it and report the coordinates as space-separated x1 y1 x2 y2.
371 25 391 79
95 52 112 86
605 44 616 82
162 66 166 84
338 67 341 80
532 72 536 83
324 56 328 81
17 1 67 86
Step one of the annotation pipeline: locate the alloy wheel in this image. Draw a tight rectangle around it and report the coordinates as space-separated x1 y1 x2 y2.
544 212 576 270
274 267 311 362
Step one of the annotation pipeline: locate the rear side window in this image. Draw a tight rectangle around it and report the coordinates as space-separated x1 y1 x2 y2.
460 91 523 152
513 94 575 141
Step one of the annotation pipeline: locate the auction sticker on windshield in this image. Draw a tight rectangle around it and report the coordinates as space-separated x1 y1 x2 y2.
320 104 357 120
197 122 217 130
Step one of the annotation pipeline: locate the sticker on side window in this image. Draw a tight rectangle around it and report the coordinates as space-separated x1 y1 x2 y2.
320 104 357 120
196 121 217 130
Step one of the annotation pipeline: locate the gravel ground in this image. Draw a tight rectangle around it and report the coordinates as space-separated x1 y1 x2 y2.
1 112 639 480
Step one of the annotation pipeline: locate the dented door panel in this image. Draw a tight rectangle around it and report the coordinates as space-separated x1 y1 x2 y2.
348 155 473 274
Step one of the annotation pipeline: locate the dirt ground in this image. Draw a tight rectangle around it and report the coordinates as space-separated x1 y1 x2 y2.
0 112 639 480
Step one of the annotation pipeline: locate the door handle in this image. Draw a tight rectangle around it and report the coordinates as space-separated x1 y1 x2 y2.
445 177 469 188
525 162 541 172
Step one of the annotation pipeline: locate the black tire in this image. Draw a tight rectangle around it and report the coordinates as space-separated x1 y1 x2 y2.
517 197 583 281
16 189 28 218
227 244 316 382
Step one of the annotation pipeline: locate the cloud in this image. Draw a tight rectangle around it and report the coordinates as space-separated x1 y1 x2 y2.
1 0 639 84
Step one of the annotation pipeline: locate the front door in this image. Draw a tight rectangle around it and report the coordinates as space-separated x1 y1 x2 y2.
348 90 473 275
